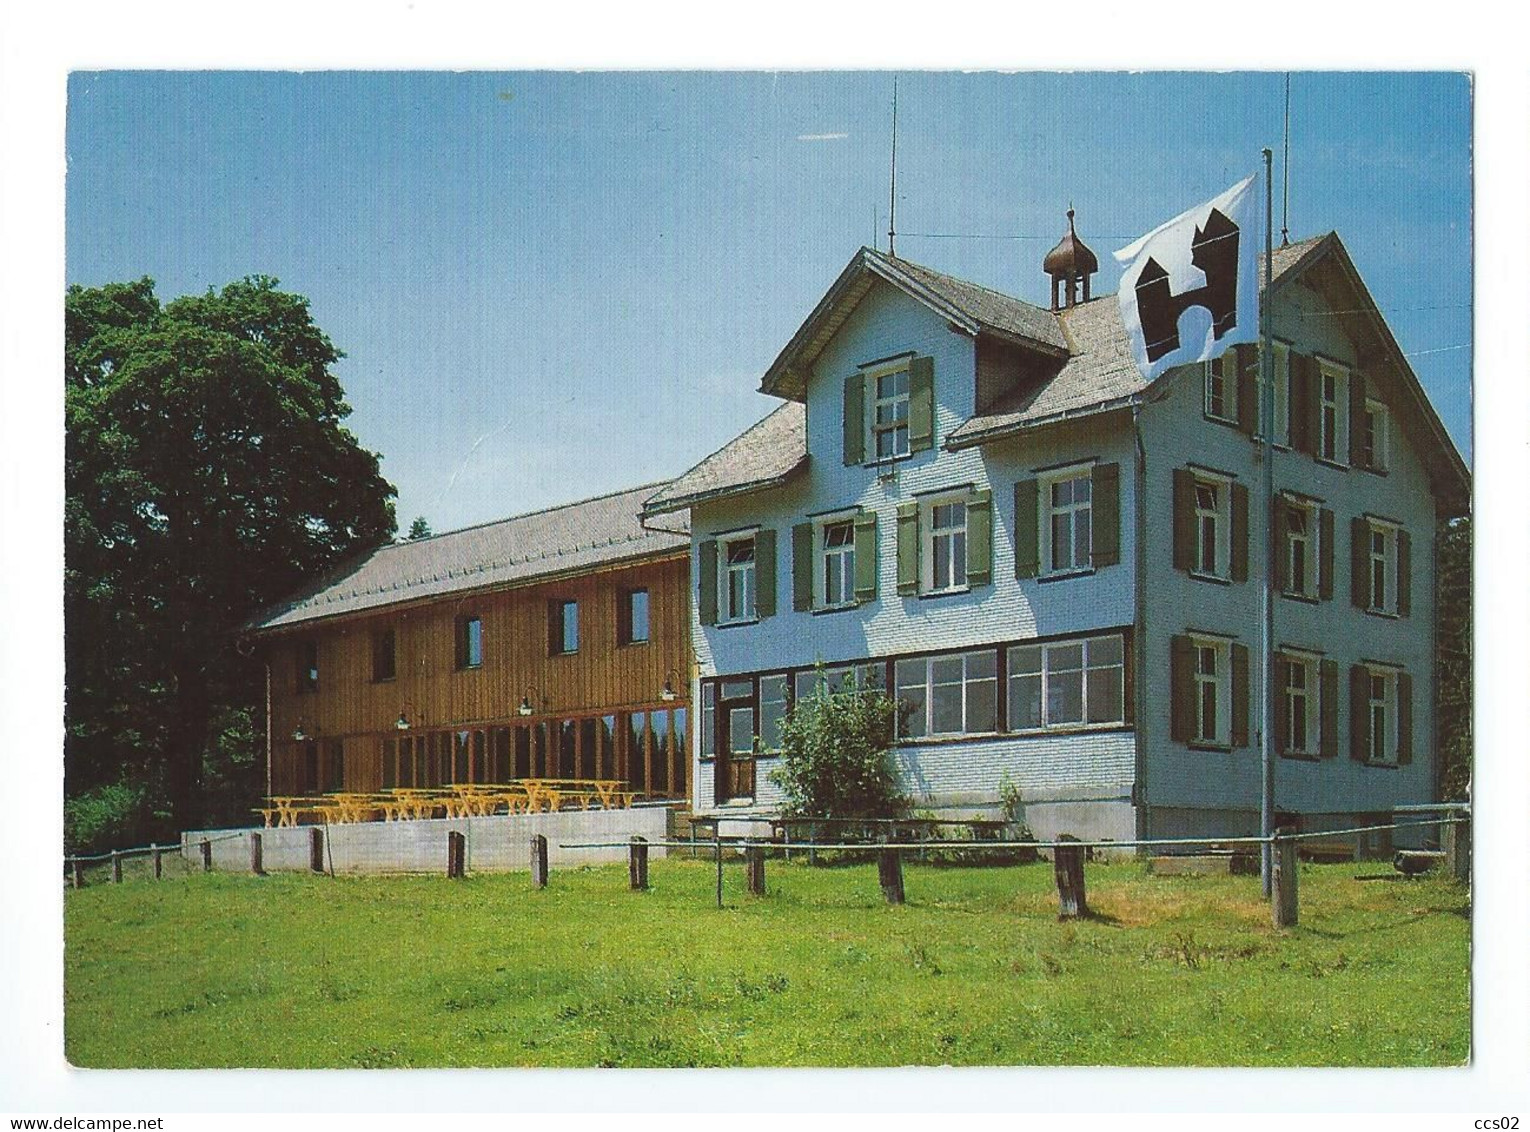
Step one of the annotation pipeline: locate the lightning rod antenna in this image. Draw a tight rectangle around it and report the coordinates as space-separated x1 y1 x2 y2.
1281 73 1292 247
888 74 898 257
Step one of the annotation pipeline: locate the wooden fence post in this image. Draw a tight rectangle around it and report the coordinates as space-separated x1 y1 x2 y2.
71 858 84 889
200 838 212 872
1444 816 1471 885
629 836 649 891
249 832 265 876
1053 834 1087 919
1271 834 1299 929
151 843 162 880
746 845 766 896
530 834 548 888
714 836 724 909
310 828 325 874
447 830 466 878
111 851 122 884
877 844 905 905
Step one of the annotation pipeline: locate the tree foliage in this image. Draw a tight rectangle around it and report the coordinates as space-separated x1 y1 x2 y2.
407 516 432 540
1435 514 1471 800
768 673 909 820
66 276 396 838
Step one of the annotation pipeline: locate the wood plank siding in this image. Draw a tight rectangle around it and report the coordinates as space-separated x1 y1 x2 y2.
261 551 691 799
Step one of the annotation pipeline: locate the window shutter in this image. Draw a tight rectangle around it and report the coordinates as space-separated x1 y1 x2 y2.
1170 634 1194 742
1350 517 1370 609
896 502 920 595
698 540 718 626
908 355 935 452
843 373 865 465
1397 528 1412 617
755 528 777 619
1319 508 1335 601
1271 496 1288 592
1172 468 1195 573
853 511 878 602
1231 643 1250 748
1289 353 1316 455
1091 462 1121 568
1231 481 1249 583
1122 633 1137 726
1235 344 1258 435
1013 478 1040 579
1349 664 1370 761
1273 656 1289 755
1349 371 1368 467
966 488 993 586
1320 658 1339 758
1397 671 1414 765
791 522 814 613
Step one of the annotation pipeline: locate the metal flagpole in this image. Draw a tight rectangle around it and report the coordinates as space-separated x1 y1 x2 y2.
1260 148 1276 896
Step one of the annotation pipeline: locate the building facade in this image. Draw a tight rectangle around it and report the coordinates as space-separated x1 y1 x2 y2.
644 230 1468 842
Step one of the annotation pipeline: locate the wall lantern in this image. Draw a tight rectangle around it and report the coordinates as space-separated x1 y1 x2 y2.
395 712 412 731
660 669 682 702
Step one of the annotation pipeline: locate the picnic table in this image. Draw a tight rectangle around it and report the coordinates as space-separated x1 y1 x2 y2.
518 778 632 812
256 796 336 828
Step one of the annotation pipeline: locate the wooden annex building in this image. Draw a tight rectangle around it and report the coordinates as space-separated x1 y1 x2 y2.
245 483 693 805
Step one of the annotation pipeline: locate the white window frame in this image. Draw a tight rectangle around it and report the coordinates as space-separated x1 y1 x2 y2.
896 649 999 740
1204 355 1237 423
719 532 758 625
1190 473 1231 581
866 359 912 463
1318 360 1349 465
1264 342 1291 446
1366 519 1399 616
1041 464 1094 577
1282 494 1319 599
1190 635 1231 747
1280 650 1318 756
923 494 969 595
1362 397 1390 471
1366 666 1399 765
1007 633 1126 732
817 515 857 610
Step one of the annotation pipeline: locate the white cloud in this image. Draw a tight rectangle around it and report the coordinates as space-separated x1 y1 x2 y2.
796 132 848 142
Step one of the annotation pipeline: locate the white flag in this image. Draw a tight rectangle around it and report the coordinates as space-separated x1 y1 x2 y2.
1114 175 1260 381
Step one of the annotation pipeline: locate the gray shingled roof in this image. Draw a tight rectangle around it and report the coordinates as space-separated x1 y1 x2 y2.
643 402 807 516
948 235 1329 446
249 483 690 632
880 250 1070 353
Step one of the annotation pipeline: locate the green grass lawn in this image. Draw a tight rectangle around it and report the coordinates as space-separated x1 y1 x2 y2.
63 857 1469 1068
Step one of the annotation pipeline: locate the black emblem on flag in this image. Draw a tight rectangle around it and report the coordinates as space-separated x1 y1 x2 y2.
1134 208 1240 363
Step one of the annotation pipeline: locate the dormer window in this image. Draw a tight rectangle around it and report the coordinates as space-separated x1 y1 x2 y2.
842 356 934 465
873 366 911 460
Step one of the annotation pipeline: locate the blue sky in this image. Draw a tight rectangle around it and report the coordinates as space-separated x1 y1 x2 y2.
66 71 1471 533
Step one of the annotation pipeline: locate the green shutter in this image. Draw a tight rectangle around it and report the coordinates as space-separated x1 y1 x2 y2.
853 511 878 603
966 489 992 586
1231 643 1250 748
1320 658 1339 758
1350 664 1370 761
1170 634 1194 742
1397 671 1413 765
791 522 814 613
1349 371 1368 467
1231 481 1249 583
755 528 777 619
1397 528 1412 617
1091 462 1120 568
1172 468 1195 573
908 355 935 452
1235 344 1258 435
1289 353 1317 455
1273 656 1289 755
1351 517 1370 609
698 540 718 626
1014 479 1040 579
896 502 920 595
843 373 865 465
1271 496 1289 593
1319 508 1335 601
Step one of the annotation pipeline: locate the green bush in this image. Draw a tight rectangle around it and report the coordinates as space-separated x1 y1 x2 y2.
769 670 908 820
64 780 150 857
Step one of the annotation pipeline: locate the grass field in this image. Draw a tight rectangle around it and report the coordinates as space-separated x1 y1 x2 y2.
63 857 1470 1068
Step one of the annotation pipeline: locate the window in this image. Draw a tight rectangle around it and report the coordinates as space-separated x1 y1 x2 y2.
1318 362 1348 463
1204 354 1237 422
1044 469 1093 575
820 520 856 609
1193 480 1226 578
296 640 319 694
699 683 715 760
759 674 789 754
1368 524 1396 615
872 365 911 460
455 615 483 669
1192 638 1229 747
794 663 883 703
1263 343 1291 445
619 588 650 645
1007 634 1125 731
896 650 998 740
1360 399 1389 471
722 535 757 623
1280 496 1319 599
1366 668 1398 765
371 627 396 682
927 499 968 593
1280 653 1317 756
550 600 579 655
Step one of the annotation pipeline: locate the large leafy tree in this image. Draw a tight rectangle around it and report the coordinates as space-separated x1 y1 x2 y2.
66 277 396 836
1435 514 1471 801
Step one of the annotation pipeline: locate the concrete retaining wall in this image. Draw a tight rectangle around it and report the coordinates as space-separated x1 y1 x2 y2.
181 805 671 875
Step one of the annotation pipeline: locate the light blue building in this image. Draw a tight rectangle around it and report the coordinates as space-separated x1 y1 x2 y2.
643 222 1468 845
